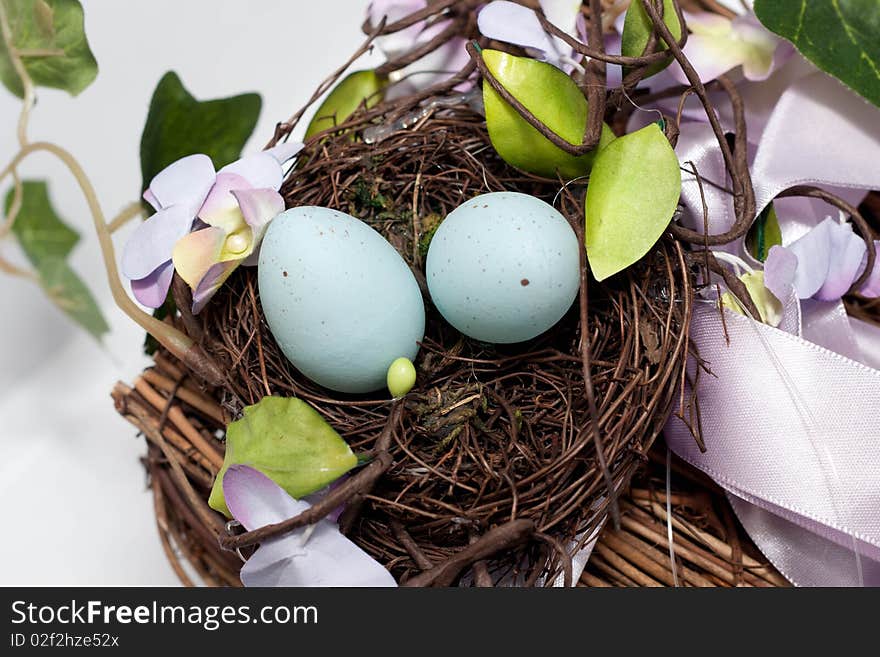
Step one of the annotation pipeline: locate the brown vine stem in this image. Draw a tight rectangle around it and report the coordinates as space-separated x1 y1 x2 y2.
467 41 603 156
536 0 689 67
777 185 877 293
636 0 757 246
583 0 608 150
219 402 403 551
403 519 535 587
267 17 388 148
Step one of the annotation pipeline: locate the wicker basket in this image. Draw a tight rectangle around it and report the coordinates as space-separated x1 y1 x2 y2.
112 357 785 587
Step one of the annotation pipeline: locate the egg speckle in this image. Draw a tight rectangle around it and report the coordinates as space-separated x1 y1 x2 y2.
259 207 425 393
426 192 580 343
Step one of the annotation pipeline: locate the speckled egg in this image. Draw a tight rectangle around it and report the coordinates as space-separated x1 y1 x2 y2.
258 206 425 393
426 192 580 343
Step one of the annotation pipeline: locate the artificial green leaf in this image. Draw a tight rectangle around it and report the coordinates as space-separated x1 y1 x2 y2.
0 0 98 98
209 396 358 517
304 69 386 139
754 0 880 108
621 0 681 78
5 180 108 338
721 270 783 326
38 256 109 337
745 202 782 262
584 123 681 281
7 179 78 260
482 49 615 179
140 71 261 195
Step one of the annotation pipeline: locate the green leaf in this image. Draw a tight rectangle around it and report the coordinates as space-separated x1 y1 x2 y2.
754 0 880 108
720 270 783 326
5 180 108 338
304 70 386 139
482 49 615 180
621 0 681 78
0 0 98 98
745 202 782 262
38 256 109 337
140 71 261 195
209 396 358 518
8 179 77 260
584 123 681 281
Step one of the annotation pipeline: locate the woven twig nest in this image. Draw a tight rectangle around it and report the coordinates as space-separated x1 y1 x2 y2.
117 96 695 586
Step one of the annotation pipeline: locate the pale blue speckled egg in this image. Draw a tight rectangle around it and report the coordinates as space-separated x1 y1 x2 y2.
258 206 425 393
426 192 580 343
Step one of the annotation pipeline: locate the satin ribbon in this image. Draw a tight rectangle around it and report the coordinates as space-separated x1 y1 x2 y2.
662 69 880 586
675 71 880 251
665 303 880 586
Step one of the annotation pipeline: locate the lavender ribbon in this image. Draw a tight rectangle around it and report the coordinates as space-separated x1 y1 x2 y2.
664 70 880 586
665 304 880 586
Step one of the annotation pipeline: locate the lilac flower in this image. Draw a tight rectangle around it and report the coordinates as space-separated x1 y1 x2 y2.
764 217 879 302
223 465 397 587
367 0 470 94
477 0 584 73
667 12 792 86
122 142 301 312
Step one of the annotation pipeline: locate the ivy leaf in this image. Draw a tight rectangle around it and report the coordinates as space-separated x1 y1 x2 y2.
584 123 681 281
304 70 386 139
8 179 77 258
0 0 98 98
5 180 108 338
209 396 358 518
621 0 681 78
38 256 109 338
140 71 261 195
754 0 880 108
482 49 615 180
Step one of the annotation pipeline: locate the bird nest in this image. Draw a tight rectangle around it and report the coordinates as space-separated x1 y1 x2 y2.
109 0 792 586
114 97 699 586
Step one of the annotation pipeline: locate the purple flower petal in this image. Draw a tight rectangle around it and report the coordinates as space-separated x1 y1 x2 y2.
130 260 174 309
669 12 783 85
763 245 798 303
230 188 284 231
197 172 251 232
142 188 160 212
265 141 304 165
240 516 397 587
219 153 284 191
191 260 240 314
813 221 867 301
787 219 834 299
146 154 216 214
223 465 309 531
478 1 556 56
226 466 396 587
858 241 880 298
369 0 428 60
121 204 197 280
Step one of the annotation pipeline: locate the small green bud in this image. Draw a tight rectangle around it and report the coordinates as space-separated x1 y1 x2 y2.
386 357 416 398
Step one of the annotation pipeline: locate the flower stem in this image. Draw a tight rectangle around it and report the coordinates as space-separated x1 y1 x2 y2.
0 2 35 147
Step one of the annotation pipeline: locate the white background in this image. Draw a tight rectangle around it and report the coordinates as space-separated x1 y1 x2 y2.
0 0 378 585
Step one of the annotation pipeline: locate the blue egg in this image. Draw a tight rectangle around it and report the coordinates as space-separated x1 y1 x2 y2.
426 192 580 343
258 207 425 393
